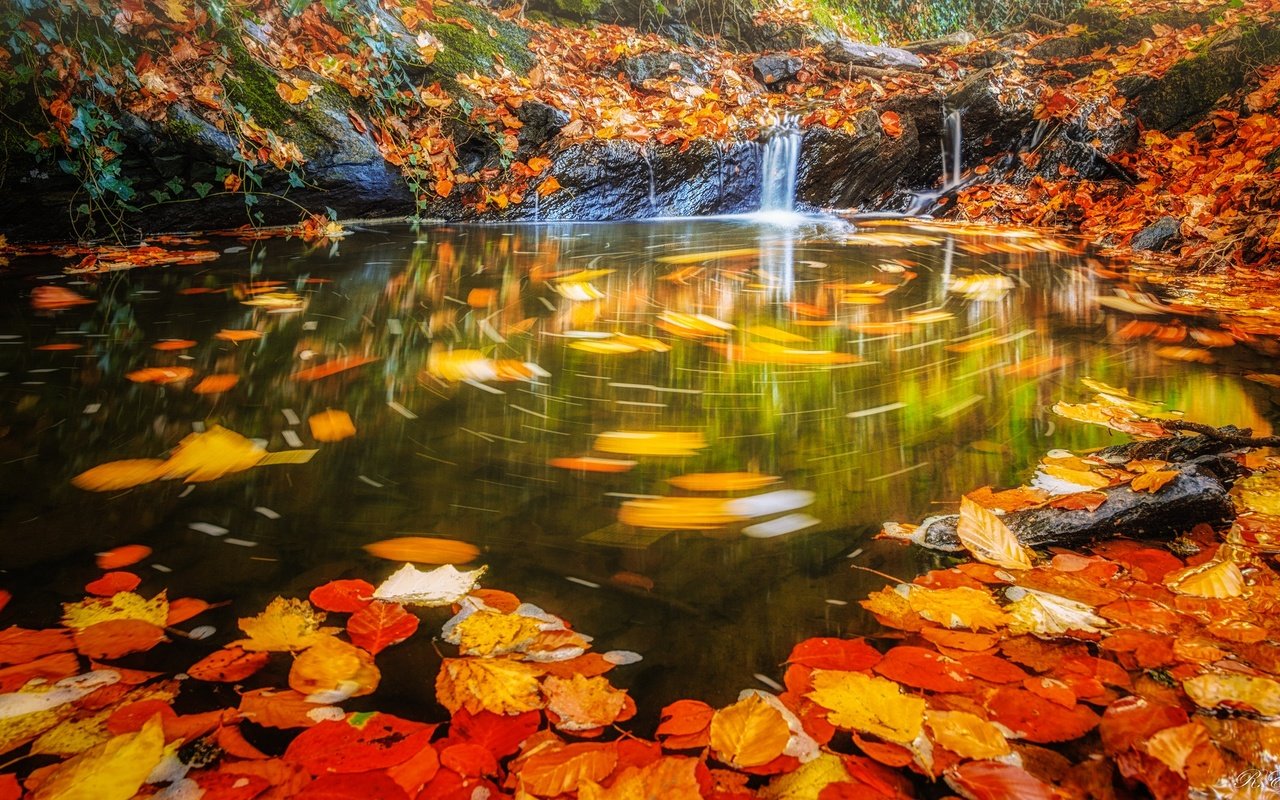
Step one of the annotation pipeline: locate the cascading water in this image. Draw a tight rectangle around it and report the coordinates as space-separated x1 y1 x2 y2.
906 107 964 215
759 115 801 213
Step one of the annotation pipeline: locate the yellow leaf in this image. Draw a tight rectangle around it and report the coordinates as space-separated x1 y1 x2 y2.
579 756 702 800
544 674 629 732
537 176 562 197
957 496 1035 570
1165 559 1245 599
308 410 356 442
435 657 544 716
158 0 189 23
275 79 315 104
31 715 164 800
758 752 851 800
656 248 759 265
594 431 708 457
1037 462 1112 491
807 671 925 743
709 693 790 768
62 592 168 630
451 610 542 657
925 710 1010 759
1132 470 1178 493
156 425 267 483
1143 722 1212 777
1183 673 1280 716
617 497 744 530
70 459 167 492
1232 470 1280 516
667 472 780 492
234 597 337 652
745 325 809 344
903 585 1009 631
288 636 380 699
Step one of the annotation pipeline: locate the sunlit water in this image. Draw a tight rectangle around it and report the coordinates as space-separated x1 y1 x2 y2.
0 216 1272 725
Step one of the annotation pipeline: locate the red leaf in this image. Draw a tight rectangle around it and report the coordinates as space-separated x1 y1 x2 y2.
945 760 1060 800
85 571 141 596
96 544 152 570
656 699 714 749
959 653 1029 684
987 687 1099 743
0 652 79 693
873 646 969 693
284 714 436 775
785 637 882 671
310 579 375 613
297 771 410 799
168 597 212 625
347 602 419 655
73 619 165 659
439 743 499 777
1099 696 1188 754
192 770 271 800
879 111 903 139
0 627 74 666
851 732 914 768
449 708 540 758
189 647 271 682
107 700 177 735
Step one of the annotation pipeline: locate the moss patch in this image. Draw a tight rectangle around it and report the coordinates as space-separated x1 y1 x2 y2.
424 3 535 87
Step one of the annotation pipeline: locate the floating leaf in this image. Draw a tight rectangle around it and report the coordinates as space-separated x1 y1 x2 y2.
926 710 1011 760
520 742 619 797
72 620 165 660
72 460 166 492
709 693 791 768
187 647 271 682
284 713 434 775
29 715 164 800
544 674 631 733
309 579 375 613
346 602 419 655
1005 586 1108 636
807 671 925 743
234 597 337 652
192 374 239 395
579 756 702 800
435 657 544 716
944 760 1060 800
594 431 708 457
95 546 151 570
309 410 356 442
957 496 1035 570
62 592 167 630
667 472 780 492
1182 673 1280 716
1164 559 1244 598
363 537 480 564
288 636 380 699
84 573 140 597
372 563 486 606
125 366 194 384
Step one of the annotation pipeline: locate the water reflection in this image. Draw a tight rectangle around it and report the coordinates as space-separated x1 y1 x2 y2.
0 216 1272 718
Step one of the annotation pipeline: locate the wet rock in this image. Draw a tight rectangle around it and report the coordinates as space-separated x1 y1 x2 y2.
1132 24 1280 132
512 139 759 220
1131 216 1183 252
917 456 1237 552
903 30 975 54
796 111 920 209
996 31 1035 50
516 101 570 151
822 39 925 71
752 54 804 88
617 52 707 86
947 69 1038 162
1028 35 1092 61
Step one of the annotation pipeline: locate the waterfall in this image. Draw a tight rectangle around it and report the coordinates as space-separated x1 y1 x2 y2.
759 116 801 213
906 108 964 215
942 109 963 189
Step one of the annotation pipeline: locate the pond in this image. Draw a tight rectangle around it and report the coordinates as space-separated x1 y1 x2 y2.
0 214 1271 727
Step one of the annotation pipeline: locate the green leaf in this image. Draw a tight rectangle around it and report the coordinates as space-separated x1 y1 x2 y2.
193 182 213 198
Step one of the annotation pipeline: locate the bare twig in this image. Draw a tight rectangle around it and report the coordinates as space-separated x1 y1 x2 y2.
1164 420 1280 448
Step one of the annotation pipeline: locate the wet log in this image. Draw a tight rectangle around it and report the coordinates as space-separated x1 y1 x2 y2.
915 432 1248 552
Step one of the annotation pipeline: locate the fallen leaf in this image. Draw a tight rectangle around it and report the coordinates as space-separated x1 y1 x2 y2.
957 496 1035 570
435 657 544 716
234 597 337 652
30 715 164 800
363 537 480 564
188 647 271 682
808 671 925 743
309 410 356 442
346 602 419 655
287 636 380 699
709 693 791 768
372 563 486 606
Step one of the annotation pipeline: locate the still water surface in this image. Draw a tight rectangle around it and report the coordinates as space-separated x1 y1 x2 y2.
0 215 1271 723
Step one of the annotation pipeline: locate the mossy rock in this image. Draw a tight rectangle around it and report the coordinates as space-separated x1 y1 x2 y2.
1134 21 1280 131
421 2 535 85
1068 4 1227 48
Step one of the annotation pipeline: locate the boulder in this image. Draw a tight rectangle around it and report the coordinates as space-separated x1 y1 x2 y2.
752 54 805 88
516 102 571 152
1130 216 1183 252
822 39 925 71
796 111 920 209
616 52 707 86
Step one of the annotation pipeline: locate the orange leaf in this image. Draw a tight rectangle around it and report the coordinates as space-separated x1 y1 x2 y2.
879 111 903 138
215 329 263 342
85 572 141 596
709 694 791 768
346 601 419 655
189 646 271 682
73 619 166 659
192 374 239 395
291 356 379 382
126 366 194 384
309 409 356 442
151 339 197 351
435 178 454 197
97 545 152 570
363 536 479 564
